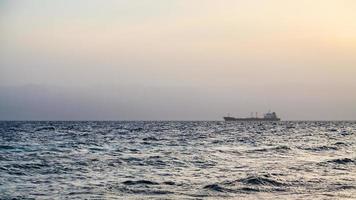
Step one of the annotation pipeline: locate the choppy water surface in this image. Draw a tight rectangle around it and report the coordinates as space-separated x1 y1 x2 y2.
0 121 355 199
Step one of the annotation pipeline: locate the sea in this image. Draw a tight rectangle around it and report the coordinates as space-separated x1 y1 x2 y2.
0 121 355 199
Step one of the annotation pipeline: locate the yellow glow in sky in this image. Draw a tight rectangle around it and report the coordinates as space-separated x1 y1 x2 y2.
1 0 356 120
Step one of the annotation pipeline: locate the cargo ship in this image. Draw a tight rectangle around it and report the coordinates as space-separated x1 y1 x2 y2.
223 112 281 121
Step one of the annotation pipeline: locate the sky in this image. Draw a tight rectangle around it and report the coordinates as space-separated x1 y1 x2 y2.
1 0 356 120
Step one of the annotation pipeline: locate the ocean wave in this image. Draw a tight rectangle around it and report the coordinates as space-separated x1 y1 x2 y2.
237 175 285 186
122 180 159 185
247 145 291 153
5 162 50 170
126 189 174 195
142 136 159 141
333 141 349 146
34 126 56 132
0 145 16 150
325 158 355 165
203 184 234 192
303 145 338 151
328 128 338 132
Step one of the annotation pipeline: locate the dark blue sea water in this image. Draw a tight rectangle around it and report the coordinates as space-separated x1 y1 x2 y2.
0 121 355 199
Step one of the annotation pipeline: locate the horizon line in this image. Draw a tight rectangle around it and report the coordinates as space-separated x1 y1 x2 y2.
0 119 355 122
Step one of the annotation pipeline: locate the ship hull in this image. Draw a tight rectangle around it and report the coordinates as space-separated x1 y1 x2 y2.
223 117 280 121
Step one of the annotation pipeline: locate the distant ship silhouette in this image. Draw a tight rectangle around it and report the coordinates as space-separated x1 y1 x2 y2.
224 111 281 121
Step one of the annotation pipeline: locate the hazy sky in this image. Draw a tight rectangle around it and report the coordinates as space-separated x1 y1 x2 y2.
1 0 356 120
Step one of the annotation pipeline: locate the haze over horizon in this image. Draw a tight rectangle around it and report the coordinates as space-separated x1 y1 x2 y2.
1 0 356 120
